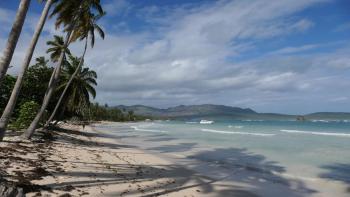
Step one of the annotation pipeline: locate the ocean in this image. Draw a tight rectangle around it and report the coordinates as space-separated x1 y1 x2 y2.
95 120 350 195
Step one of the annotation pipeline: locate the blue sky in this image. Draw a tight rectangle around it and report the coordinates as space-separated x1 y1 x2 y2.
0 0 350 114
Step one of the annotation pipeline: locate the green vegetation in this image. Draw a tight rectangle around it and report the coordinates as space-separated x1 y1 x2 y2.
11 101 40 129
85 103 147 122
118 104 350 121
0 0 146 141
0 53 143 131
0 75 16 112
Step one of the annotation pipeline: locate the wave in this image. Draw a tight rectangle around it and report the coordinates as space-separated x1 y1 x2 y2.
201 129 275 136
311 120 329 123
130 126 168 133
228 125 243 129
311 120 350 123
280 129 350 137
186 121 198 124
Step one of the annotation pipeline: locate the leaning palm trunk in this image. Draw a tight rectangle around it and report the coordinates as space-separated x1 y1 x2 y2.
0 0 31 85
0 0 53 142
45 38 88 127
24 24 77 139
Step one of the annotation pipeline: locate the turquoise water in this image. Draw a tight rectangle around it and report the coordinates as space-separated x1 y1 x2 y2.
97 120 350 188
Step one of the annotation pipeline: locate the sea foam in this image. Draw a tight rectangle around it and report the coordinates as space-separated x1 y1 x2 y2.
201 129 275 136
228 125 243 129
280 129 350 137
130 126 168 133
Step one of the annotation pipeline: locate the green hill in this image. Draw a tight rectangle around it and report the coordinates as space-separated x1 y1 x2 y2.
115 104 350 121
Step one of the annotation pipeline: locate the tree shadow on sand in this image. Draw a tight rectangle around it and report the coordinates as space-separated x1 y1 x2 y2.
186 148 317 197
319 163 350 192
2 128 317 196
44 146 316 197
145 137 177 142
147 142 197 153
46 160 260 197
53 126 119 139
48 127 137 150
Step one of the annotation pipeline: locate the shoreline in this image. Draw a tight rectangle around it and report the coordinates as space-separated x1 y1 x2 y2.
0 122 348 196
93 121 350 197
0 123 237 196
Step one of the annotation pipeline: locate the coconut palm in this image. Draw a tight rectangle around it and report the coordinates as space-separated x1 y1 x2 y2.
35 56 49 66
52 56 97 121
0 0 54 141
45 12 104 126
0 0 31 86
57 54 97 117
46 35 71 62
25 0 104 139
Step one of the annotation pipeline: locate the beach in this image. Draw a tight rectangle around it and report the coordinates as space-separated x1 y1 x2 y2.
0 123 245 196
0 121 349 196
1 0 349 196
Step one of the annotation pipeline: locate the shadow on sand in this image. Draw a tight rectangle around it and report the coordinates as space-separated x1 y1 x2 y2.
46 159 261 197
1 126 318 196
47 140 316 196
147 142 197 153
319 163 350 192
51 127 137 150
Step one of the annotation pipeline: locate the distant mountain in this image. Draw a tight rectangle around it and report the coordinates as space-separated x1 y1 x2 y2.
115 104 286 120
115 104 350 121
117 104 256 118
304 112 350 120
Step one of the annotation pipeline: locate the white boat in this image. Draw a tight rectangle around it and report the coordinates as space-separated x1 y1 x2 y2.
200 120 214 124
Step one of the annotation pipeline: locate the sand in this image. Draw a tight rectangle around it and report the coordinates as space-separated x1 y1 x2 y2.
0 123 248 197
1 122 348 197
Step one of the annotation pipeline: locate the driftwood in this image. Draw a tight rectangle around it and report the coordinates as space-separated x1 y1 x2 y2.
0 183 24 197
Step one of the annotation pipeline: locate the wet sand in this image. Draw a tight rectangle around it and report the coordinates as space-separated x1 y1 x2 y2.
0 123 249 196
1 122 348 196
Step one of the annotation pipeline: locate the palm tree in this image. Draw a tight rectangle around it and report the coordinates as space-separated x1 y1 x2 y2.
0 0 54 141
25 0 104 139
127 111 134 121
45 12 104 126
35 56 49 66
46 35 71 62
56 55 97 117
0 0 31 86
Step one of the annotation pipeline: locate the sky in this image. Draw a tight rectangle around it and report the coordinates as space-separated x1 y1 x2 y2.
0 0 350 114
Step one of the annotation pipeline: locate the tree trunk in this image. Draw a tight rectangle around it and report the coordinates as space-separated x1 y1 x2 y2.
0 0 31 86
24 28 75 139
45 38 88 127
53 98 68 125
0 0 53 142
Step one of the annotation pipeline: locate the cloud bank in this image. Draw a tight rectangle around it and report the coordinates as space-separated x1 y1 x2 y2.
1 0 349 113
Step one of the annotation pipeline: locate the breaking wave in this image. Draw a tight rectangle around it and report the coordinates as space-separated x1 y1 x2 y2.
201 129 275 136
131 126 168 133
280 129 350 137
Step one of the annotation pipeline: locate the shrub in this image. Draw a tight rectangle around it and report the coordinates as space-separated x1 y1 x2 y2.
12 101 40 129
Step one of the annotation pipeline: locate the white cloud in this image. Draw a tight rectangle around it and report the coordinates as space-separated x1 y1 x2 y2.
82 0 347 110
334 22 350 32
291 19 314 32
270 44 319 55
330 97 348 102
1 0 349 113
324 57 350 69
0 7 15 25
104 0 133 17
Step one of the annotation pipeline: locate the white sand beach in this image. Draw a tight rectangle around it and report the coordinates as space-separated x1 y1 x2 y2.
0 122 349 197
